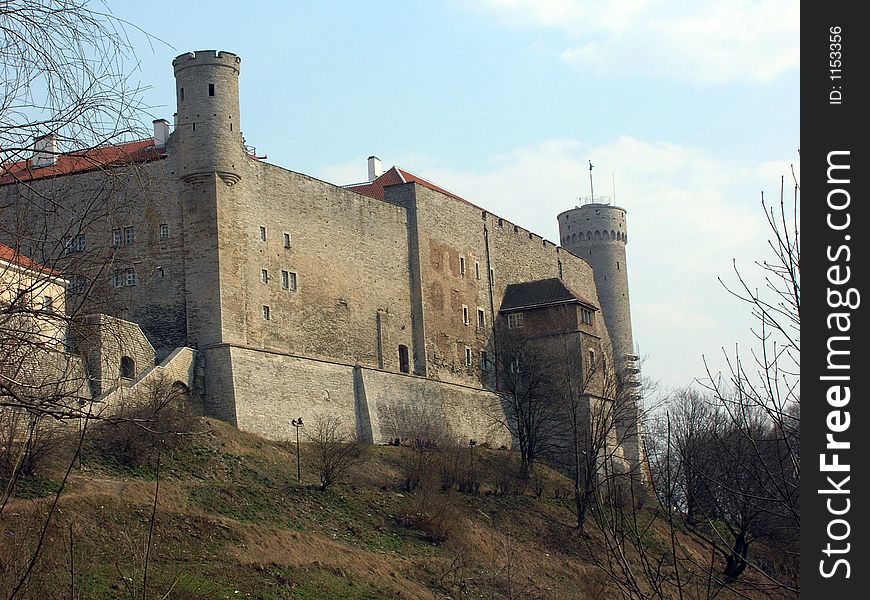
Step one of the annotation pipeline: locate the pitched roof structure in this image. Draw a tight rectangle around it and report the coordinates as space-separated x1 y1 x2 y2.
0 139 166 185
345 166 471 205
0 242 64 277
499 278 597 313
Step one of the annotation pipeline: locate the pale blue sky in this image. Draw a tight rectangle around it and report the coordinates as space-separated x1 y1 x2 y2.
111 0 800 393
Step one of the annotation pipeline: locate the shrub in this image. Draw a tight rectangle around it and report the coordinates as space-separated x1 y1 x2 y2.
95 378 196 468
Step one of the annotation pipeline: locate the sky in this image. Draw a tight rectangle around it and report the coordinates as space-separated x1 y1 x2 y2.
110 0 800 394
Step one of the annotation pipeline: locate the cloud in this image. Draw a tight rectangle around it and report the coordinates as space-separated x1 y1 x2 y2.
466 0 799 83
321 135 797 390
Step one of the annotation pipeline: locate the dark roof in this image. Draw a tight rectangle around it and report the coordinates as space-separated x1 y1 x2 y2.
499 278 597 313
1 139 167 185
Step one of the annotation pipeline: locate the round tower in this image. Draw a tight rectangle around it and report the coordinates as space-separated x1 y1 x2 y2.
558 200 635 368
172 50 244 185
558 199 645 474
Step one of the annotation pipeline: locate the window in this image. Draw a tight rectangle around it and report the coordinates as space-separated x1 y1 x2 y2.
465 346 472 367
112 270 124 288
283 232 292 248
75 234 86 252
156 266 165 278
124 227 134 245
259 226 267 241
42 296 53 312
475 261 481 280
490 267 495 282
208 83 215 96
120 356 135 379
509 355 520 374
398 345 410 374
480 351 489 372
459 256 466 277
262 305 271 320
261 269 269 284
462 305 469 326
125 268 137 287
112 229 122 247
507 312 524 329
588 349 596 368
477 308 486 329
286 271 298 291
581 308 594 325
71 275 87 294
65 238 73 255
159 224 169 240
179 87 184 101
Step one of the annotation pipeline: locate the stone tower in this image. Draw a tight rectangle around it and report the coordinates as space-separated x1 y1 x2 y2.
172 50 244 186
557 200 645 475
171 50 247 352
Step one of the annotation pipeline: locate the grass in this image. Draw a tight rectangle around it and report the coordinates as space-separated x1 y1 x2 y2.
0 417 795 599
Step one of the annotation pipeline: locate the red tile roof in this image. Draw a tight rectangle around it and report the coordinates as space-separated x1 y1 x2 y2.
346 166 473 206
0 242 64 277
0 139 166 185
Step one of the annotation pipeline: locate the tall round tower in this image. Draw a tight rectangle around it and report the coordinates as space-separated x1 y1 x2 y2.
172 50 245 186
558 198 644 471
558 200 635 365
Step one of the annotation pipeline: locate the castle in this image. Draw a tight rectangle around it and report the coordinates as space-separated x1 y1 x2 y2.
1 51 643 474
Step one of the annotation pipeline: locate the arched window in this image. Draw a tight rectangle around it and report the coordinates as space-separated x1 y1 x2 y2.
120 356 135 379
594 231 601 240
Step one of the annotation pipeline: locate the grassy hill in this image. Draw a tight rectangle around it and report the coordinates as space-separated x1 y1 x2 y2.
0 417 792 599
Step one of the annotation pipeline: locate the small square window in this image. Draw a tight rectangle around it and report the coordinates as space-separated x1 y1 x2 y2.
159 224 169 240
124 227 134 245
259 226 267 241
261 269 269 284
507 312 524 329
462 305 469 326
42 296 53 312
283 232 292 248
112 229 122 247
262 305 271 320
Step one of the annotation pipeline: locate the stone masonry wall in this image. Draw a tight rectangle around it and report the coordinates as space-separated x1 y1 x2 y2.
220 344 511 448
213 161 414 371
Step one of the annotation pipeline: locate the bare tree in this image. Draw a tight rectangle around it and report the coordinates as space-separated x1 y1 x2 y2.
495 330 563 480
307 415 365 491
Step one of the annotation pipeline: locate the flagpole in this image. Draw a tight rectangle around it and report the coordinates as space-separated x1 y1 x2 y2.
588 160 594 202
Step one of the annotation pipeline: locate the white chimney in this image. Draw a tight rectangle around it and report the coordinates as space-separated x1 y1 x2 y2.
32 134 58 168
153 119 171 146
367 155 382 181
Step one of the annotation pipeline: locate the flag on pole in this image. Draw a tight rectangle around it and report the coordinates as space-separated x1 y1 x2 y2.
589 160 593 171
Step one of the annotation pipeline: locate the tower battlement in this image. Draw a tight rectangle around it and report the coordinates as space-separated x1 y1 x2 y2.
172 50 241 74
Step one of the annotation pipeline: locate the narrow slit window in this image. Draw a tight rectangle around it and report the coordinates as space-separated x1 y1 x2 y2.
208 83 215 96
261 269 269 284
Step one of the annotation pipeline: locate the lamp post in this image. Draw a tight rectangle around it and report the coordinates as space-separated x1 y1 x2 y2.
469 439 477 494
292 417 304 483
